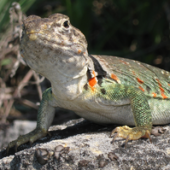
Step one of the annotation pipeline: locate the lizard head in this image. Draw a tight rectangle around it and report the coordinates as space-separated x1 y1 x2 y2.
20 13 89 81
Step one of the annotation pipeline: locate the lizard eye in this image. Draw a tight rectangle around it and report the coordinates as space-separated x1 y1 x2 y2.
63 20 69 28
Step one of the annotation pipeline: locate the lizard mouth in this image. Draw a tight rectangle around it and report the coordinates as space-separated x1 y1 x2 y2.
22 29 87 55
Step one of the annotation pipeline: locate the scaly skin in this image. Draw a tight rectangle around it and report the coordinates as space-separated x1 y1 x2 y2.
7 13 170 152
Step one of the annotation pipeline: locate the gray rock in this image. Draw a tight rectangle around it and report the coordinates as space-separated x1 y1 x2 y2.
0 120 36 149
0 118 170 170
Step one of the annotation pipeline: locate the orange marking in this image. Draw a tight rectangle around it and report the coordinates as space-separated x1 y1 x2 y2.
77 49 82 54
111 73 119 81
155 79 162 86
168 84 170 86
21 54 24 58
160 87 164 93
158 82 162 87
132 71 136 75
161 93 168 99
155 79 162 88
139 86 145 92
92 70 95 76
152 92 157 98
120 60 129 66
136 77 144 84
89 71 97 91
155 78 168 99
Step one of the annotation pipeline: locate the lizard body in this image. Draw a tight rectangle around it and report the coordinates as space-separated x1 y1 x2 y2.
7 13 170 151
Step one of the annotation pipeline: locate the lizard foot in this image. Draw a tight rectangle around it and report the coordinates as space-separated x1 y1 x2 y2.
6 128 47 154
110 125 151 147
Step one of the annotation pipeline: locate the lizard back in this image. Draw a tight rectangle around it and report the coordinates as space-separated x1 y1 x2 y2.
90 55 170 100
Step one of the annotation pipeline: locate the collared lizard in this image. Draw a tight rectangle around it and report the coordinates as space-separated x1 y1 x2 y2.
7 13 170 152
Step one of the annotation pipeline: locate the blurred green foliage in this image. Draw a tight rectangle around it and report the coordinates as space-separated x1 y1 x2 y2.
0 58 12 66
1 0 170 69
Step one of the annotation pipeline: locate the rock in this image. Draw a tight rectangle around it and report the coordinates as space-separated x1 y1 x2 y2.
0 120 36 149
0 118 170 170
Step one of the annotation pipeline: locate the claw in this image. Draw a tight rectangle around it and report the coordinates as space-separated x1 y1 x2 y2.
124 135 130 148
6 128 48 154
111 131 130 148
110 125 152 146
110 133 118 144
110 128 117 138
142 130 152 143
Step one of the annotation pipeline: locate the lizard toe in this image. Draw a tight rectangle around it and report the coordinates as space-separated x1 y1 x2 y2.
110 125 152 145
6 128 47 154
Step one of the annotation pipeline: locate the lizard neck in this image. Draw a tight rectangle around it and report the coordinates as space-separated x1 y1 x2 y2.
51 74 88 100
23 42 91 100
49 53 91 100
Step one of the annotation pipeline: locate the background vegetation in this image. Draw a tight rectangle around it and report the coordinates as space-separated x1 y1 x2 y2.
0 0 170 130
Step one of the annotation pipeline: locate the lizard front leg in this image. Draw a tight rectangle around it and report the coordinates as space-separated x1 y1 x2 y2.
7 88 55 153
103 83 152 143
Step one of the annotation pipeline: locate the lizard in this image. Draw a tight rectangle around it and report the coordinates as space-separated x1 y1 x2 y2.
7 13 170 152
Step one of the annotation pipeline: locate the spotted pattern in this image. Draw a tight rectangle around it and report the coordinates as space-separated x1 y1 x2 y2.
21 13 87 59
88 55 170 100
